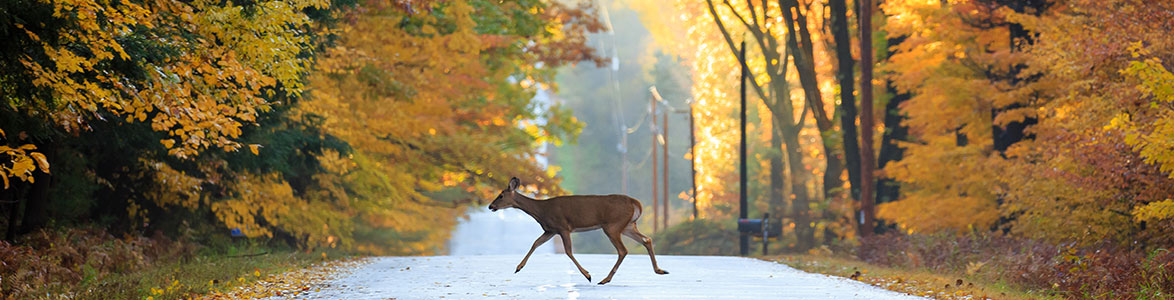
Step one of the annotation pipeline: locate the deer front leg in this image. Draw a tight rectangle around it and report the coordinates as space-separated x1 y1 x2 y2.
559 231 591 282
516 232 555 273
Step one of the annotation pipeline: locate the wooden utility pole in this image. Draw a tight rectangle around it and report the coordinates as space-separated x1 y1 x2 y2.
662 110 670 230
738 41 749 256
858 0 877 238
651 95 659 233
621 130 628 195
689 104 698 220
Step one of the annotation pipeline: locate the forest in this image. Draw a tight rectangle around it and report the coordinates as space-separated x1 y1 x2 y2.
0 0 604 296
621 0 1173 297
2 0 1173 298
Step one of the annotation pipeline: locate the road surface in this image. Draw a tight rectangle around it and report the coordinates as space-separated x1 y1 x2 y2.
300 254 925 299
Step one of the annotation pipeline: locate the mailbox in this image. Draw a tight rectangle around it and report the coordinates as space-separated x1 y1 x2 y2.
737 217 781 238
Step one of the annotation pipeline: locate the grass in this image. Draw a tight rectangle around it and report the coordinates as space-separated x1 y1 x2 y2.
69 249 337 300
764 253 1056 300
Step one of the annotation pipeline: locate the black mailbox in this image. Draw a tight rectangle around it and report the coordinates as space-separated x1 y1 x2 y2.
737 216 781 238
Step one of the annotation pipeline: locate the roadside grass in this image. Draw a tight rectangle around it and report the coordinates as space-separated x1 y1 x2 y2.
72 250 339 300
764 253 1056 300
0 227 352 300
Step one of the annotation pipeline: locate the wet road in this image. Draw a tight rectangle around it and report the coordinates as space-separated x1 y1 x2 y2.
299 254 926 299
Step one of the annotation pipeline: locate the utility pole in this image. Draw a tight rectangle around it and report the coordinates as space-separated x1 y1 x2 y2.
738 41 749 256
662 109 669 230
858 0 877 238
651 95 659 233
621 130 628 195
689 103 698 220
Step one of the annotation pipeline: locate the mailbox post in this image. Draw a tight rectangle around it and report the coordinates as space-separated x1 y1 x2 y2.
737 213 780 256
761 213 770 255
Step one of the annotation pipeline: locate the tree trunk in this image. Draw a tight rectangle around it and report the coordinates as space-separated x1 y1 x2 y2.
20 141 53 235
3 184 27 242
829 0 861 203
770 117 786 219
877 34 911 206
992 0 1047 153
782 126 815 251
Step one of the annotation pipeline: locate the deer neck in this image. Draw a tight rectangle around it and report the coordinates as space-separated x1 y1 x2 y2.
511 193 544 220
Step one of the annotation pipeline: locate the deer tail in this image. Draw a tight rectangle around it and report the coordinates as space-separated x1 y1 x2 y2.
631 199 643 223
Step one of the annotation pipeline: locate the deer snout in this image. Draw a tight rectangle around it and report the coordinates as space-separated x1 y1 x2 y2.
488 204 499 212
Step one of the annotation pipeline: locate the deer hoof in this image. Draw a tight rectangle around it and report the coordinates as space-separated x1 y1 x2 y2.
515 265 523 273
597 278 612 285
585 274 592 282
655 269 669 275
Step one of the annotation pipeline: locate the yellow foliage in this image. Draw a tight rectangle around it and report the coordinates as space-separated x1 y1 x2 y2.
1133 199 1174 222
879 136 1001 233
13 0 324 163
876 0 1019 233
0 130 49 188
1118 45 1174 178
143 159 205 210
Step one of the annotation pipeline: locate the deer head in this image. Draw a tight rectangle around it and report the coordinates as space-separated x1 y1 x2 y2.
487 177 521 212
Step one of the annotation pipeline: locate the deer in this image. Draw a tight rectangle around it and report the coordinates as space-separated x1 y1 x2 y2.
488 177 669 285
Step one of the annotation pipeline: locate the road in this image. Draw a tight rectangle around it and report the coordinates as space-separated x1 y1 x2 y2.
300 254 926 299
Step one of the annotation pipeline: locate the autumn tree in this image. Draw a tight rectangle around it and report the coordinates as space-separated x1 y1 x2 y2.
0 0 606 253
877 0 1174 247
1000 0 1174 246
877 0 1026 233
1 0 330 238
299 0 603 253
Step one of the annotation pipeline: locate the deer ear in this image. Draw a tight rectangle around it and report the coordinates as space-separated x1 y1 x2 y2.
508 177 520 191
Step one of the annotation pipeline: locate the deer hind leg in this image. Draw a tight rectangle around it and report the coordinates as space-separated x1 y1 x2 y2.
558 231 591 282
597 224 629 285
622 223 669 275
516 232 555 273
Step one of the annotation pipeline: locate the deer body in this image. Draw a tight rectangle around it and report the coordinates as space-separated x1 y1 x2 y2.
489 178 668 285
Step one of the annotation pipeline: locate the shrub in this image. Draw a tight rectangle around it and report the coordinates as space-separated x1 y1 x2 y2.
0 228 194 298
652 219 739 256
858 233 1174 299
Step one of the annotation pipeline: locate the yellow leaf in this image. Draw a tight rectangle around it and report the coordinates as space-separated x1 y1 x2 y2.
161 139 175 148
29 152 50 174
249 144 261 155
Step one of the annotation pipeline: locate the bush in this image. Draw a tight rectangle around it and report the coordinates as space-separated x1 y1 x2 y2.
858 233 1174 299
652 219 739 256
0 228 195 298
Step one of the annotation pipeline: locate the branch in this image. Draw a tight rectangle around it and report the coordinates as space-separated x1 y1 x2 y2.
705 0 770 103
779 0 832 130
722 0 755 33
745 0 760 28
722 0 774 59
797 91 809 127
725 0 784 97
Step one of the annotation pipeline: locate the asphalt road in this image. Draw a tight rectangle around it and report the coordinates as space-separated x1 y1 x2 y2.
298 254 926 299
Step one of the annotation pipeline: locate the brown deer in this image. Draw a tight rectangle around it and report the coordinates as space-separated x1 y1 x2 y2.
488 177 669 285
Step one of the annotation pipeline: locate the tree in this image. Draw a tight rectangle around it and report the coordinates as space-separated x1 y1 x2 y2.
299 0 602 253
877 0 1027 233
